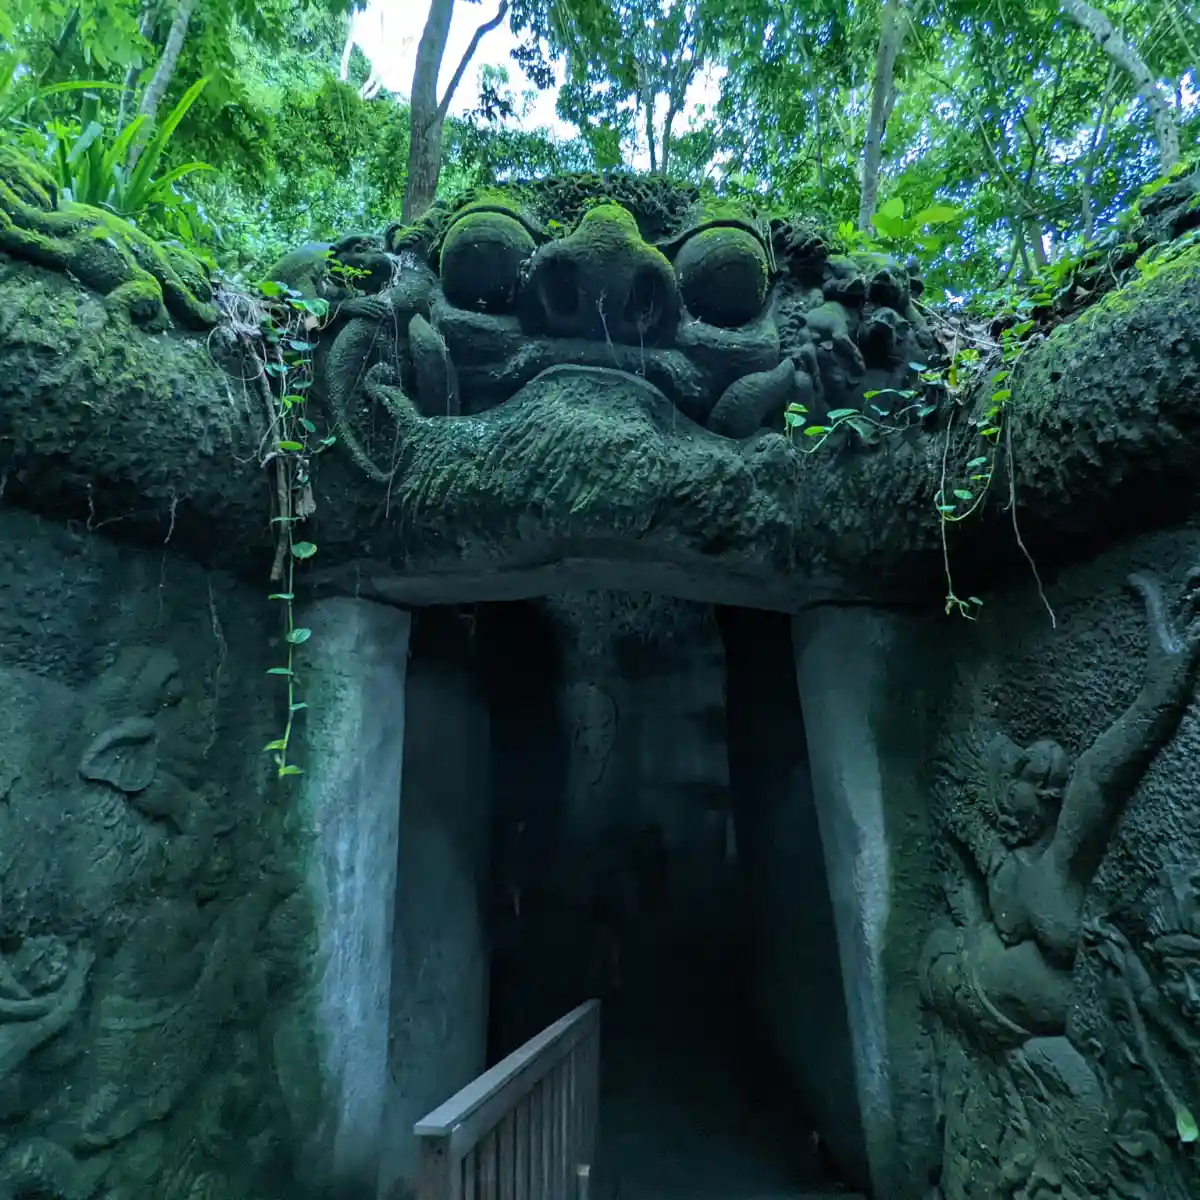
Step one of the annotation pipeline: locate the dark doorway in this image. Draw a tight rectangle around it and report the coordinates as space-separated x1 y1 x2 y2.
474 596 861 1200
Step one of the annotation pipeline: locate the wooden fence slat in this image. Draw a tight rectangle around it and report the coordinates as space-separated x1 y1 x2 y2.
499 1111 515 1200
532 1077 545 1199
481 1129 498 1200
412 1001 601 1200
514 1094 529 1200
462 1147 477 1200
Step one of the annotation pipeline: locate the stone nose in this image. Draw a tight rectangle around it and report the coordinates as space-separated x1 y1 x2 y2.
524 203 679 346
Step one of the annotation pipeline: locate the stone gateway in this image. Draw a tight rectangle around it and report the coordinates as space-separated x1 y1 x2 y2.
2 147 1200 1199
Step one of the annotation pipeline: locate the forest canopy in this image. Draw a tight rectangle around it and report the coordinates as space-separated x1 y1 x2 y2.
1 0 1197 296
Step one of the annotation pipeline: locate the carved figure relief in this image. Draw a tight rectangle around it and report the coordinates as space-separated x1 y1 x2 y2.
1076 865 1200 1197
0 638 287 1199
921 565 1200 1198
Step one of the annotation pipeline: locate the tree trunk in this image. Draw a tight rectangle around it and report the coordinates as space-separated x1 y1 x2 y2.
402 0 510 224
403 112 446 224
117 1 156 132
1080 66 1117 242
1025 217 1048 268
127 0 195 169
661 104 679 175
645 96 659 173
36 9 81 86
858 0 907 232
1059 0 1179 173
1017 228 1034 278
794 42 826 191
999 221 1021 282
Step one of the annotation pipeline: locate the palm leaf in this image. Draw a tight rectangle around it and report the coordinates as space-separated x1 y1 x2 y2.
125 77 209 212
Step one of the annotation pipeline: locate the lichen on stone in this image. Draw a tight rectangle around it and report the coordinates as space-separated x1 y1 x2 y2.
522 201 680 344
438 204 539 313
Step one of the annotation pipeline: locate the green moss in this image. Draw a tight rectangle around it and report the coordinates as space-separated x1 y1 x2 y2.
570 202 672 275
262 241 335 297
104 277 168 326
852 250 902 274
0 146 217 330
674 225 768 327
439 208 536 313
522 201 681 340
0 146 58 208
697 198 755 224
1013 238 1200 428
1071 239 1200 327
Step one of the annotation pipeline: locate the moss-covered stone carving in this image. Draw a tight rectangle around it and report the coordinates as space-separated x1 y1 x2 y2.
437 203 538 313
3 157 1200 1200
916 533 1200 1200
672 224 769 329
2 163 1200 608
922 566 1200 1045
0 514 306 1200
0 147 218 330
311 174 936 502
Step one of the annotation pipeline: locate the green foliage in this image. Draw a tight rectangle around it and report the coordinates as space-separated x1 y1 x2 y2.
869 196 962 251
788 310 1048 621
0 51 117 125
1177 1104 1199 1144
250 275 339 779
41 78 213 222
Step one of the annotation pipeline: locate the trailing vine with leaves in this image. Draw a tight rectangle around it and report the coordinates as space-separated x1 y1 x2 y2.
784 291 1051 623
216 249 389 780
236 273 337 779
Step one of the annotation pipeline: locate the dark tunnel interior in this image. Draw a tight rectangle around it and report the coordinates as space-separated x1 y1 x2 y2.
464 598 863 1200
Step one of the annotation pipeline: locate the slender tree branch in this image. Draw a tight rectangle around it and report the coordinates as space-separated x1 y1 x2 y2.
436 0 510 122
127 0 196 169
1059 0 1180 172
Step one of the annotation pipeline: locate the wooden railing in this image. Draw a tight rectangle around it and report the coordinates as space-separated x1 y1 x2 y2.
413 999 601 1200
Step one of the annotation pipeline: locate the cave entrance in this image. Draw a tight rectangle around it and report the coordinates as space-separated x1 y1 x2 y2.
468 596 865 1200
386 594 865 1199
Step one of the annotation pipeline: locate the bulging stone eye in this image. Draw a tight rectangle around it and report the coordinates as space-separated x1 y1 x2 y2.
674 227 768 328
439 210 536 313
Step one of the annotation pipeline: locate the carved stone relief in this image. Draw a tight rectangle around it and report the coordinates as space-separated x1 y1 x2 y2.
0 515 313 1199
921 558 1200 1199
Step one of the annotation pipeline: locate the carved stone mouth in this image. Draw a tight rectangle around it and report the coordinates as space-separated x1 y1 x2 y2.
458 338 713 423
502 363 692 429
427 294 789 435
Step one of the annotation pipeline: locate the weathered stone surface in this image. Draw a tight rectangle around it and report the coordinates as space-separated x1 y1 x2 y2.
1 228 1198 614
896 529 1200 1200
0 147 218 330
719 606 865 1186
378 609 490 1200
0 506 312 1199
3 155 1200 1200
0 159 1189 617
277 597 412 1194
793 608 936 1197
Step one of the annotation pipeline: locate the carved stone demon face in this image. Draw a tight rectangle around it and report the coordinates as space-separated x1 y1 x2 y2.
1154 935 1200 1023
361 178 935 443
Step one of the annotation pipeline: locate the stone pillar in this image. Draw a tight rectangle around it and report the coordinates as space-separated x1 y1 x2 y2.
272 597 411 1195
377 609 491 1200
792 607 926 1199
